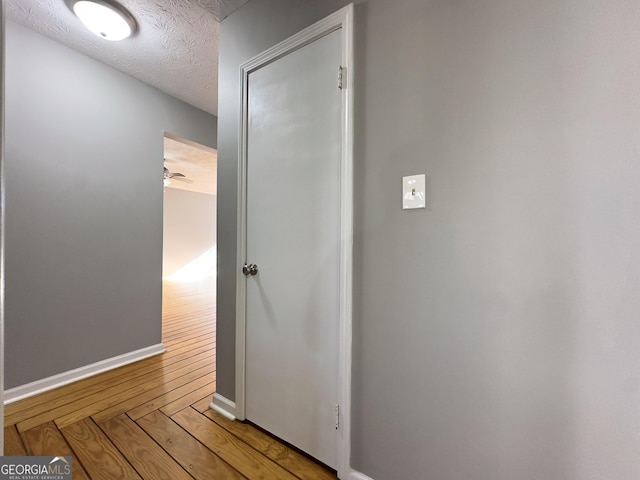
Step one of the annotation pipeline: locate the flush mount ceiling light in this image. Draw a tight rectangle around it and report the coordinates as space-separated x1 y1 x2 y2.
69 0 137 41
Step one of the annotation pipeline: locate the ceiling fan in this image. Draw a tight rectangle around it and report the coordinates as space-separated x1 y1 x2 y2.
164 165 193 186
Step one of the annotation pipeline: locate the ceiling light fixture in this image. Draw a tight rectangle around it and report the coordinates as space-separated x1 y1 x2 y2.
69 0 137 41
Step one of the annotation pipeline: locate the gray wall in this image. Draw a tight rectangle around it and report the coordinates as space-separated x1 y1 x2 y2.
217 0 640 479
163 188 216 278
0 0 5 454
5 20 216 389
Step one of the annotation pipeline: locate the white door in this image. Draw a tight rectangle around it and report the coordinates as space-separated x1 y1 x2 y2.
244 28 342 468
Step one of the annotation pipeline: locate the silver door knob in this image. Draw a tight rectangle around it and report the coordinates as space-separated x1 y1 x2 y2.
242 263 259 276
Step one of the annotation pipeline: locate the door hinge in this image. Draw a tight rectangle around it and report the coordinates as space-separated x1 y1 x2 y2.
338 66 344 90
335 404 340 430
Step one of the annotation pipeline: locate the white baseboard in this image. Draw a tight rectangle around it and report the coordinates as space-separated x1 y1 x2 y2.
210 392 237 420
4 343 166 404
347 469 376 480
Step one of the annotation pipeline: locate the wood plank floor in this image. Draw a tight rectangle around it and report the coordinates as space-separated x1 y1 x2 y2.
4 278 337 480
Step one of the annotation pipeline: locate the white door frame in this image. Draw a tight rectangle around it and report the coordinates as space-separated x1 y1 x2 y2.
234 4 354 477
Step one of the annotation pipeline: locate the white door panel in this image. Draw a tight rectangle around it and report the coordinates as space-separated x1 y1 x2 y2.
245 28 342 468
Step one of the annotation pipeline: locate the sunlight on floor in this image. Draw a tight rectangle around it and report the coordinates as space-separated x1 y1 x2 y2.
165 246 216 282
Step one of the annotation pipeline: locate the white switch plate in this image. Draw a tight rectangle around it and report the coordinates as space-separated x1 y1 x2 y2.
402 174 426 209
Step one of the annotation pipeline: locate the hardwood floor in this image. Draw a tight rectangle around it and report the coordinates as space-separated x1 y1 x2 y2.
4 278 337 480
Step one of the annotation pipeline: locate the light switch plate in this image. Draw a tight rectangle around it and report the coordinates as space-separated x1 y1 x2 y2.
402 174 426 209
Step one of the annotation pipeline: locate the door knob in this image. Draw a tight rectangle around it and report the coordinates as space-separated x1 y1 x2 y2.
242 263 259 276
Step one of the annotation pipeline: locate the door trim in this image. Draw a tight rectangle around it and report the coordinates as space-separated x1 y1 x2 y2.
235 4 354 477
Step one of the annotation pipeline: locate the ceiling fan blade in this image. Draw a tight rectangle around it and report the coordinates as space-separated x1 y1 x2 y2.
163 163 192 184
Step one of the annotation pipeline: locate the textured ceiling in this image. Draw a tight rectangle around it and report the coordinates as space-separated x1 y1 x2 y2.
6 0 250 116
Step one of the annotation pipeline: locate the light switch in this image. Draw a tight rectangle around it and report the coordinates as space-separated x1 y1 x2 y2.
402 174 426 210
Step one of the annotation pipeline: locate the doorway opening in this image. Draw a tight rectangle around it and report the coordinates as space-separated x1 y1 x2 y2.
162 133 217 282
162 132 218 401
